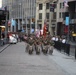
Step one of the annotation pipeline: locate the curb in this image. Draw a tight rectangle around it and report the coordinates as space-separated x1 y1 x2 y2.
0 44 10 53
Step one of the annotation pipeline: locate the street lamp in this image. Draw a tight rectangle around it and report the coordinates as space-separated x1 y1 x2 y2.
25 12 28 34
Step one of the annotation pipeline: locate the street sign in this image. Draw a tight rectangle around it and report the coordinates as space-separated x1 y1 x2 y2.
72 33 76 36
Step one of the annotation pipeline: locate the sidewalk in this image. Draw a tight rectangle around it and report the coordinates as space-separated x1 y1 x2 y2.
0 44 10 53
48 49 76 75
68 41 76 46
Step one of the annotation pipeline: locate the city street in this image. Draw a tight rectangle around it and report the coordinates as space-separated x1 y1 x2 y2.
0 42 68 75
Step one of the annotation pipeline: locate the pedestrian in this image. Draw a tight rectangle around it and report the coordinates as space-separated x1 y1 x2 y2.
62 38 66 44
16 34 19 42
51 36 55 41
55 36 58 41
7 33 9 43
1 33 5 45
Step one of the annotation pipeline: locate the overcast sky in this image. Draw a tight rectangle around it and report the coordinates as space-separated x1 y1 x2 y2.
0 0 2 8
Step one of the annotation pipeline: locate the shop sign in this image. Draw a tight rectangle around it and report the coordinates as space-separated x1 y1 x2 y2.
72 33 76 36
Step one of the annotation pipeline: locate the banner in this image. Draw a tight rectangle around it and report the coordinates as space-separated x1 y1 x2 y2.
64 0 69 7
43 22 47 38
65 17 69 26
11 19 16 26
64 26 68 33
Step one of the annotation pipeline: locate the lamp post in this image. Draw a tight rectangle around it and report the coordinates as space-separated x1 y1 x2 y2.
30 0 32 34
25 12 27 34
21 5 23 31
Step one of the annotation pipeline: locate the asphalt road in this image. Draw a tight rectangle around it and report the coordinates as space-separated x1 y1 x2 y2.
0 42 68 75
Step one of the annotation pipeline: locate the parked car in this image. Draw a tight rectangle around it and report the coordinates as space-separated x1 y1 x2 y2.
9 35 17 44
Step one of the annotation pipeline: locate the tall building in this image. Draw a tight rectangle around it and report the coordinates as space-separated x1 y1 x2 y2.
2 0 36 33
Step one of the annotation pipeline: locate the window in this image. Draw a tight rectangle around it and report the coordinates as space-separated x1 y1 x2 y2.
39 13 42 19
46 3 49 9
63 2 64 8
38 24 42 29
59 12 61 18
60 3 61 8
39 4 42 10
60 3 64 8
53 12 56 19
46 13 49 19
62 12 65 19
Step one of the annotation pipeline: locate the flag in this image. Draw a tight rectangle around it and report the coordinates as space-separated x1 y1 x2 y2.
64 26 68 34
43 21 47 38
64 0 69 7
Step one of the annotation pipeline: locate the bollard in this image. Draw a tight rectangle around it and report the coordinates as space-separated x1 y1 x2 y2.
58 42 61 52
65 44 70 56
75 46 76 59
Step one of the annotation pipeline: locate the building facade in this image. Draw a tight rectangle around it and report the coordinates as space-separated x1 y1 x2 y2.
56 0 76 41
2 0 36 33
36 0 53 35
35 0 58 36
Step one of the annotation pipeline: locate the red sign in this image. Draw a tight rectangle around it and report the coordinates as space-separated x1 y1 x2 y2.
64 26 68 33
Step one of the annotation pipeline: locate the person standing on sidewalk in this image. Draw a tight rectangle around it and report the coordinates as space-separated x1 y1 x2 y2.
62 38 66 44
1 33 5 45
